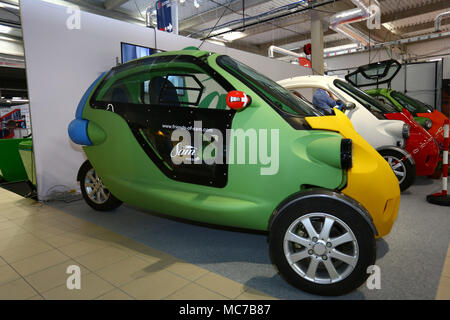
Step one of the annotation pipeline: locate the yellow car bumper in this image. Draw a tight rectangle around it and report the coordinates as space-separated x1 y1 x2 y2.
306 109 400 238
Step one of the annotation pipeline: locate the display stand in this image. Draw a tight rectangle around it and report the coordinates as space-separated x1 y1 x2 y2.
427 119 450 206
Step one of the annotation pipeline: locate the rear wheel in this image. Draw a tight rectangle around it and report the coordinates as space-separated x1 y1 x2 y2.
269 197 376 296
79 161 122 211
379 149 415 192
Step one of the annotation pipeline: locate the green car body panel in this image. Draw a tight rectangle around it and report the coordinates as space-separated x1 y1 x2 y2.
79 51 344 231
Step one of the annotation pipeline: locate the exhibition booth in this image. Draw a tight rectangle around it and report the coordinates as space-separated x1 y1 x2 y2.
0 0 449 302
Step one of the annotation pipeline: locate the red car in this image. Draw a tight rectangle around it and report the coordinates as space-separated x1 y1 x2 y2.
383 107 439 177
345 59 440 177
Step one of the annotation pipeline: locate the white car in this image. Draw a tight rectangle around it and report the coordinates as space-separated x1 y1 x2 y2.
279 75 415 191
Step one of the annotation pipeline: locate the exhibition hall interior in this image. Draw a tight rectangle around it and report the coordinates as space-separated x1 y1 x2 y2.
0 0 450 302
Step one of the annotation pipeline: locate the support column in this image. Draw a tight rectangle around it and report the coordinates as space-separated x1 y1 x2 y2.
311 11 324 75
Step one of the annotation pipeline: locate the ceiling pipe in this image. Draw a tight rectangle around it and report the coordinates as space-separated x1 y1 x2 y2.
435 11 450 32
268 45 305 59
329 0 379 47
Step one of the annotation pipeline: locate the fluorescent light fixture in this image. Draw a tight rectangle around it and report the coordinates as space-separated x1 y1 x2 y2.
428 58 442 62
210 27 246 42
180 0 185 3
206 39 226 46
0 3 19 10
194 0 199 8
382 23 397 34
324 43 358 53
222 31 246 41
0 25 12 34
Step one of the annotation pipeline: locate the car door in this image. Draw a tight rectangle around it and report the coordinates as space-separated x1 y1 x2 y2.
89 55 235 188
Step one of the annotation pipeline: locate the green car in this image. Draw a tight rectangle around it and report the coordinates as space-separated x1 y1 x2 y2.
69 49 400 296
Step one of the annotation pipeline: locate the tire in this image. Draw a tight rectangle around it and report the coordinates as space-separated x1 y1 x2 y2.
269 196 376 296
79 161 122 211
379 149 415 192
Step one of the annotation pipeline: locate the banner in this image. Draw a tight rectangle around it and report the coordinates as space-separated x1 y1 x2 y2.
156 0 178 34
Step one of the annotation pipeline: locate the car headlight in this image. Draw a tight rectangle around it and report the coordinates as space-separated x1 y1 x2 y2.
341 139 353 170
402 124 410 139
424 119 433 130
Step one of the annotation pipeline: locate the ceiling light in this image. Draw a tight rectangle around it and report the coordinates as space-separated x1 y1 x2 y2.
324 43 358 53
0 3 19 10
179 0 185 3
206 39 226 46
382 23 397 34
221 31 246 41
194 0 199 8
0 25 12 34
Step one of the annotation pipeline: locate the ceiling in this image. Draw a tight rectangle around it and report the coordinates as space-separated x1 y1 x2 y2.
0 0 449 60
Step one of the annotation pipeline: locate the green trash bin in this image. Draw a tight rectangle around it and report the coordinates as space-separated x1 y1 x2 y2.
18 139 36 187
0 138 30 182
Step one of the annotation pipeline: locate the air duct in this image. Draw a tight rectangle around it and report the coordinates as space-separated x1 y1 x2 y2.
435 11 450 32
268 45 305 59
329 0 379 47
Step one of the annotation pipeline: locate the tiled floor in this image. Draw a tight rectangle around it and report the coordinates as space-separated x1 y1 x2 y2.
436 245 450 300
0 188 276 300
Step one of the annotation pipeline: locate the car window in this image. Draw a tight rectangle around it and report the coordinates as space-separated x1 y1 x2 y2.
334 79 398 119
391 91 432 114
217 55 320 117
92 55 229 110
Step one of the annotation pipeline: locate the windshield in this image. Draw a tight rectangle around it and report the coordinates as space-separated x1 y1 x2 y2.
334 79 399 119
217 55 320 117
391 91 432 114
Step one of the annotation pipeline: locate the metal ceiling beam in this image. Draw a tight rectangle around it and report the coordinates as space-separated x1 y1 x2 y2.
394 20 450 35
380 0 450 24
179 0 268 32
104 0 129 10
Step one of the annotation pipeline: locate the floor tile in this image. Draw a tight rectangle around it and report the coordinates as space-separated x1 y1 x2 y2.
0 233 43 252
58 239 109 258
95 256 152 286
0 241 54 264
442 257 450 278
43 233 87 248
236 288 278 300
165 282 227 300
74 246 130 271
0 278 37 300
436 276 450 300
166 261 209 281
95 289 134 300
42 272 114 300
25 260 90 293
11 249 70 276
120 270 189 300
0 264 21 285
0 220 18 231
195 272 246 299
0 225 28 241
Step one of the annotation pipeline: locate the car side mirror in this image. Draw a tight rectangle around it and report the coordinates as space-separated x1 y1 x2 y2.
342 102 356 111
226 91 251 110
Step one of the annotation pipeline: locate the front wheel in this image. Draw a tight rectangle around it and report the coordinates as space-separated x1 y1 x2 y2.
269 197 376 296
379 149 415 192
79 161 122 211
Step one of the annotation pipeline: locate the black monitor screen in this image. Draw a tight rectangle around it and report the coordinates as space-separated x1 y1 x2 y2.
121 42 156 64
